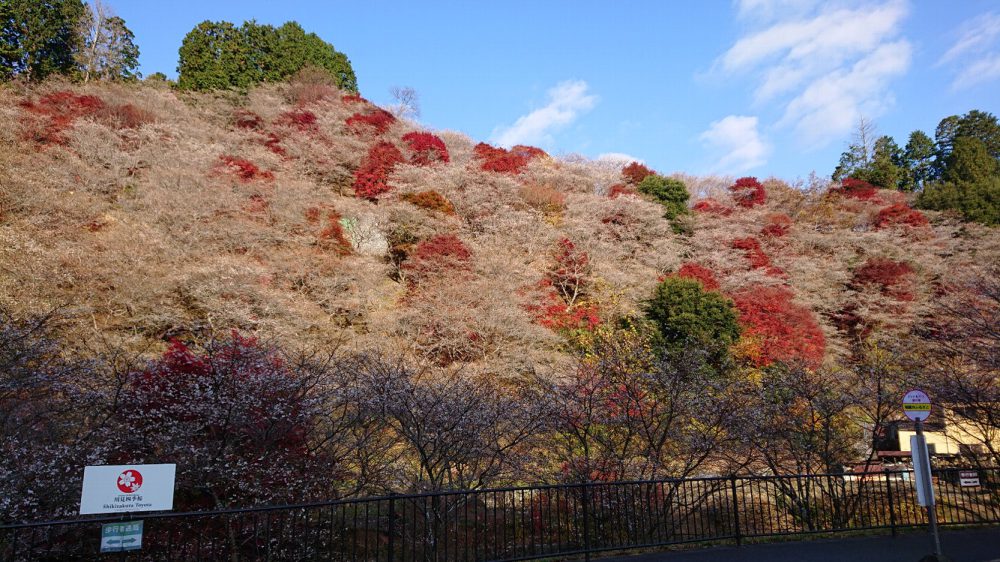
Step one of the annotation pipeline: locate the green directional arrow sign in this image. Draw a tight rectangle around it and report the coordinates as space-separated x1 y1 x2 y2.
101 520 143 553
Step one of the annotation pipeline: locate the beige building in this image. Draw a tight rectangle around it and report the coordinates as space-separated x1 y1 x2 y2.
893 407 993 458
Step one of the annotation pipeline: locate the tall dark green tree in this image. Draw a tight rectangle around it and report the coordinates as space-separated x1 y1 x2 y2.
919 137 1000 226
176 19 357 92
902 130 935 191
0 0 85 81
865 135 904 190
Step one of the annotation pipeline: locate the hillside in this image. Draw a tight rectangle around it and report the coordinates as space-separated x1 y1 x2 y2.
0 80 997 378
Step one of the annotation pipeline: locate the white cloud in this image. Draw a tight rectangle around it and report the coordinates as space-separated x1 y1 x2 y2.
715 0 910 146
699 115 770 173
937 12 1000 90
491 81 597 148
597 152 643 165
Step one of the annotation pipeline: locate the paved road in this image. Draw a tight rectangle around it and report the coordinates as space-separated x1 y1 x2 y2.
602 528 1000 562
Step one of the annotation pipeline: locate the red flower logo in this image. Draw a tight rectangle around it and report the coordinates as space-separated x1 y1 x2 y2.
117 469 143 494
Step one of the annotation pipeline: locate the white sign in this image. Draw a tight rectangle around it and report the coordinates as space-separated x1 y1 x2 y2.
959 470 980 487
101 520 143 552
80 464 176 515
903 389 931 421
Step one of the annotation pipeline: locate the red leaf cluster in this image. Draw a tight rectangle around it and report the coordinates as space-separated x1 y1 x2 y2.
234 109 264 130
353 141 405 199
692 198 733 216
472 142 543 174
401 131 450 166
95 103 155 130
318 210 352 256
346 108 396 135
621 161 654 185
264 133 286 156
400 190 455 214
675 263 720 291
851 258 916 301
731 285 826 368
341 94 369 104
527 297 601 331
874 203 929 229
760 213 793 238
275 109 318 131
218 155 274 182
19 91 105 145
607 184 635 198
510 145 548 160
729 176 766 208
733 237 785 277
402 234 472 284
830 177 880 201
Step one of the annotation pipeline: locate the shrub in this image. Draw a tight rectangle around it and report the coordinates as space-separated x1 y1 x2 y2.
401 131 450 165
874 203 929 229
729 177 766 208
263 133 286 156
645 277 741 348
675 263 720 291
692 198 733 216
622 161 654 185
19 91 106 145
518 183 566 215
472 142 541 175
637 175 689 220
402 234 472 285
851 258 916 301
607 184 635 198
233 109 264 130
547 238 591 305
118 334 335 509
218 155 274 182
760 213 793 237
275 109 318 131
732 237 770 269
346 109 396 135
353 141 405 199
830 177 881 201
527 295 601 332
400 190 455 214
731 286 825 368
94 103 156 130
341 93 368 104
510 145 548 160
319 210 352 255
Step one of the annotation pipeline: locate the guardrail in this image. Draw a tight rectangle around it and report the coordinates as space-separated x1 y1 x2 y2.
2 467 998 561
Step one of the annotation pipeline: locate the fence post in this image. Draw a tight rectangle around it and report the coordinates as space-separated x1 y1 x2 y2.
885 470 897 537
582 481 592 562
730 475 742 547
387 494 397 562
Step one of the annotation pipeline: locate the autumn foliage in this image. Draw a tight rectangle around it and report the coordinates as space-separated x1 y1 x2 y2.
401 131 450 165
851 258 916 301
19 91 153 145
472 142 544 175
527 239 600 332
402 234 472 285
675 263 720 291
731 286 826 368
874 203 929 229
346 108 396 135
607 184 635 198
732 237 783 276
218 155 274 182
761 213 793 238
729 177 767 208
400 190 455 214
275 109 318 131
830 178 880 202
621 161 654 185
353 141 405 199
318 210 352 255
692 199 733 216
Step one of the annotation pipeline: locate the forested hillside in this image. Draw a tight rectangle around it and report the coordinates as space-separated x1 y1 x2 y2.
1 77 998 520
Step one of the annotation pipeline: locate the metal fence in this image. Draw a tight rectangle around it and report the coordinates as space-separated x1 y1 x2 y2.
2 467 998 561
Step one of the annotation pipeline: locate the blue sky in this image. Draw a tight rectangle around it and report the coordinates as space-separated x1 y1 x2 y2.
115 0 1000 182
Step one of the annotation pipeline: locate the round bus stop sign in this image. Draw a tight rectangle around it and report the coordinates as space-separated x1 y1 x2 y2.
902 389 931 421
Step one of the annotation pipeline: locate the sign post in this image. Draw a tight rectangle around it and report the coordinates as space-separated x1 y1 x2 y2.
81 464 175 554
903 390 942 559
100 520 143 553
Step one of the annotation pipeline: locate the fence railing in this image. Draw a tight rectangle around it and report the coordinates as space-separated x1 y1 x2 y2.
2 467 998 561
